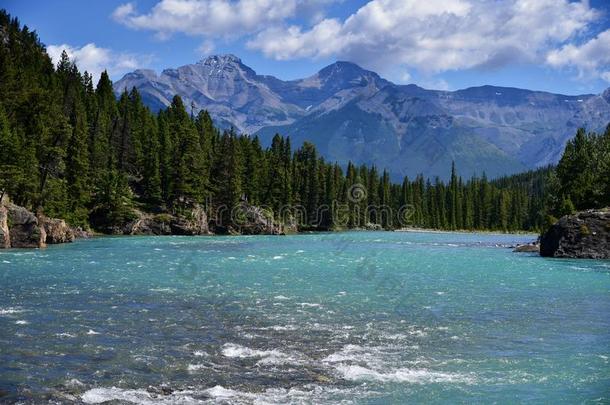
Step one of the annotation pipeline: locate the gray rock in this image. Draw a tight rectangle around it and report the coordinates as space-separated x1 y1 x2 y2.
540 209 610 259
70 227 92 239
169 204 210 235
126 204 210 236
6 203 45 248
513 243 539 253
0 204 10 248
41 217 75 244
230 203 283 235
128 215 172 235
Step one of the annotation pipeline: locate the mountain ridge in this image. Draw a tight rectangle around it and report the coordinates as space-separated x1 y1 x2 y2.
115 55 610 180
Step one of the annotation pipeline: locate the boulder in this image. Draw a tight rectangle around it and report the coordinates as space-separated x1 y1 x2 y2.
231 203 283 235
540 208 610 259
41 217 74 244
513 243 539 253
70 227 92 239
42 217 75 244
0 204 10 248
170 204 210 235
364 222 384 231
126 204 210 236
128 214 172 235
6 203 46 248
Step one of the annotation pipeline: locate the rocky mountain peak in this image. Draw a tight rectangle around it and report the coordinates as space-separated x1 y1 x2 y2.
114 55 610 180
191 53 256 79
198 54 243 66
316 61 380 83
602 87 610 103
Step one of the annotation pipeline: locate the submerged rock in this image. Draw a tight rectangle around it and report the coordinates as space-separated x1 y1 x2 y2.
513 243 539 253
540 208 610 259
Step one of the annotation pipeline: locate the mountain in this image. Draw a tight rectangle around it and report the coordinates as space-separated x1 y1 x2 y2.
115 55 610 179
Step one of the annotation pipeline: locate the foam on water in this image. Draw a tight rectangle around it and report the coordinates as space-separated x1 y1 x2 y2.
81 387 198 404
336 364 474 384
221 343 302 366
204 385 237 398
0 307 26 315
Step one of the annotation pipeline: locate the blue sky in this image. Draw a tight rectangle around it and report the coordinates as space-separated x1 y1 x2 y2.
4 0 610 95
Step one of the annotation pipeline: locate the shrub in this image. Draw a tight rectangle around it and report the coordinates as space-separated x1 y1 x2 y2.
579 224 591 235
154 213 172 223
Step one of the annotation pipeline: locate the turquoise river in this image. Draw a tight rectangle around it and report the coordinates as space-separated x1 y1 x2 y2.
0 232 609 403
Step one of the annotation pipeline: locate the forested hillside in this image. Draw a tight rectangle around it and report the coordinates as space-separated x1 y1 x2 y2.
0 10 593 234
545 127 610 219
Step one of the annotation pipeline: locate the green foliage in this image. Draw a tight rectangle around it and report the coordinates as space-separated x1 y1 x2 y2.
579 224 590 236
0 9 585 234
153 213 172 223
550 126 610 214
543 215 558 233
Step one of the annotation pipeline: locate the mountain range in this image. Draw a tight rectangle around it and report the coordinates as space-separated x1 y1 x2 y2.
115 54 610 180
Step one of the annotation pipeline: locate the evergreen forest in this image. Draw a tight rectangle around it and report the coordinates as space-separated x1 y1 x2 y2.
1 10 608 234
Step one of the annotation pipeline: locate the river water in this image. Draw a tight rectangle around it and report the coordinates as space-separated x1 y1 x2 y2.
0 232 608 403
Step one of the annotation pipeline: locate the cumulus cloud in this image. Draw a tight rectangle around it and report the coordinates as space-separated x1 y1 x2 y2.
47 43 148 83
546 29 610 82
247 0 602 76
109 0 609 86
112 0 300 39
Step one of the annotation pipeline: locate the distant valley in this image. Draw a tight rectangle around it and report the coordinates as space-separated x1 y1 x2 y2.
115 54 610 180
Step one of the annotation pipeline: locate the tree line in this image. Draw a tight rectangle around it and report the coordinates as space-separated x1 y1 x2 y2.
1 10 603 234
545 126 610 222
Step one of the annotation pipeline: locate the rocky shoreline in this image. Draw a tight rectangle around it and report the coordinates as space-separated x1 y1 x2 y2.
0 201 86 249
0 198 290 249
540 208 610 259
2 196 609 259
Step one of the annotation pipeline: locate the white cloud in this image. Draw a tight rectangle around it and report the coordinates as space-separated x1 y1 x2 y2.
546 29 610 81
113 0 300 39
197 39 215 55
247 0 602 76
108 0 609 86
47 43 149 83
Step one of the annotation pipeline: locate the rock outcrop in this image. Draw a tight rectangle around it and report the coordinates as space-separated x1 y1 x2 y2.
125 204 211 236
230 204 283 235
0 199 82 248
41 217 75 244
0 204 10 248
540 209 610 259
170 204 210 235
0 197 288 248
6 203 46 248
